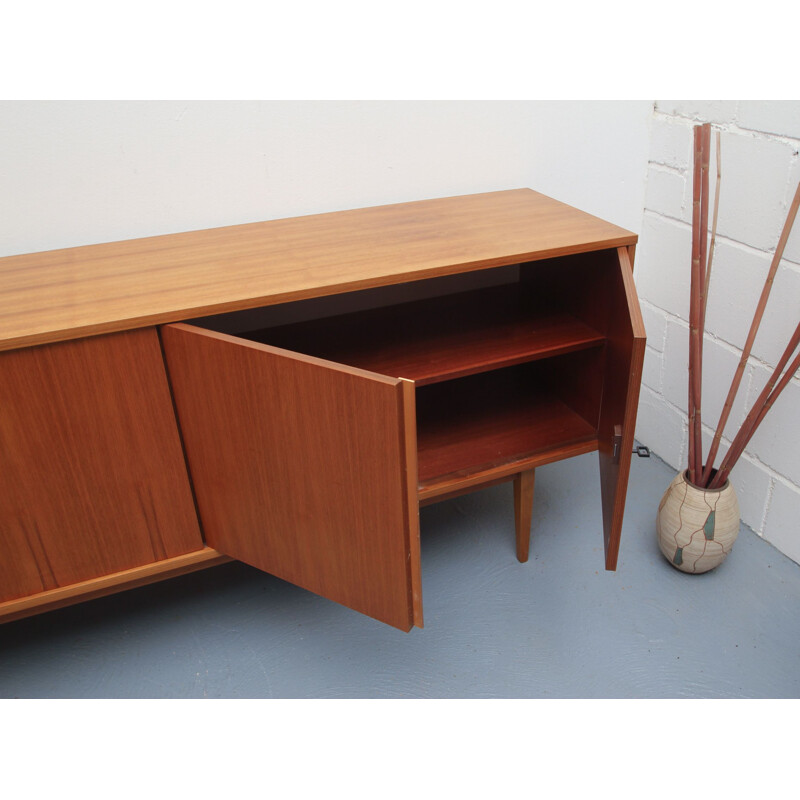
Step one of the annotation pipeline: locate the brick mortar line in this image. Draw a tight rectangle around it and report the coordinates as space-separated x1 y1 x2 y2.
641 207 800 270
642 205 685 227
647 162 685 177
639 298 669 350
765 472 800 497
645 342 662 354
759 479 776 538
643 345 664 393
641 207 692 229
652 108 800 147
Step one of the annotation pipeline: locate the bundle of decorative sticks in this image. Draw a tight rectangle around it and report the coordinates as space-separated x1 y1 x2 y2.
687 122 800 489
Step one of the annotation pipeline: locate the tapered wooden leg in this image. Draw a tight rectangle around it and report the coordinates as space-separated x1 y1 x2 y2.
513 468 535 563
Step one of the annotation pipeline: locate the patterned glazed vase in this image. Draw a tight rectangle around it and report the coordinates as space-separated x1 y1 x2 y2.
656 471 740 574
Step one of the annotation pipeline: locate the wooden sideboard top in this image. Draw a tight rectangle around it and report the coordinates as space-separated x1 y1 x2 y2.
0 188 636 352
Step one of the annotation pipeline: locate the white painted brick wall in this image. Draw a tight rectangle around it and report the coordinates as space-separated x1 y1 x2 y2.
636 386 686 469
703 240 800 366
656 101 738 125
714 132 797 251
648 116 693 171
636 214 692 315
762 481 800 564
785 218 800 266
635 101 800 565
640 302 667 352
737 102 800 140
642 346 663 393
640 302 667 394
643 165 686 222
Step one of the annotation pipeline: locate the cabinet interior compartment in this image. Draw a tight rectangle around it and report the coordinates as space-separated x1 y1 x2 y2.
415 353 603 495
188 249 617 498
517 248 620 337
215 257 607 386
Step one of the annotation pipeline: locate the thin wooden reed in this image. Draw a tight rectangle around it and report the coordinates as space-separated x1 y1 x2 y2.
687 126 704 485
702 129 722 323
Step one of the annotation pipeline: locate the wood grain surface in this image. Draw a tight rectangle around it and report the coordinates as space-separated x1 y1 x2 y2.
597 247 647 569
415 365 598 491
0 328 204 603
248 283 605 385
518 247 645 569
160 323 423 631
0 189 636 352
0 548 230 624
514 469 536 563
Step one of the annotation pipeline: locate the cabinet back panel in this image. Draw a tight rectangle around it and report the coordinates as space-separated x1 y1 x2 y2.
519 249 619 334
188 264 519 335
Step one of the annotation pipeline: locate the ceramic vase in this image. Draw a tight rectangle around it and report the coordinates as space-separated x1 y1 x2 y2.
656 470 740 574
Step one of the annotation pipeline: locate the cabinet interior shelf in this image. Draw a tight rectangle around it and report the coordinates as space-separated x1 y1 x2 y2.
415 365 599 495
244 283 605 386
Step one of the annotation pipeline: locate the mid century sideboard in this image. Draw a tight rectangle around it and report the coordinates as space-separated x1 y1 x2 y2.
0 189 645 631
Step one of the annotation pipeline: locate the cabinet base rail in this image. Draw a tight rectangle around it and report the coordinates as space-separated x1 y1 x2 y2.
0 547 231 624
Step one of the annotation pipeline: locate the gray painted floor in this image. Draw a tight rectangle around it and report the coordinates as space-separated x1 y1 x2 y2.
2 450 799 698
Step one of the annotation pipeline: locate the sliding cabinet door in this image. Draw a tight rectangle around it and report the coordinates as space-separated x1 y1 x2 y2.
0 329 204 604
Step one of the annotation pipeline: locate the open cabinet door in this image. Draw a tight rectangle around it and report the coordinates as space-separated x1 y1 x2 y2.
597 247 647 569
160 324 422 631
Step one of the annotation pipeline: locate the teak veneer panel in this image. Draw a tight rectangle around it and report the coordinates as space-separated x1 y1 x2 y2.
160 324 423 632
0 328 205 603
597 248 646 569
0 189 636 352
0 548 231 624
